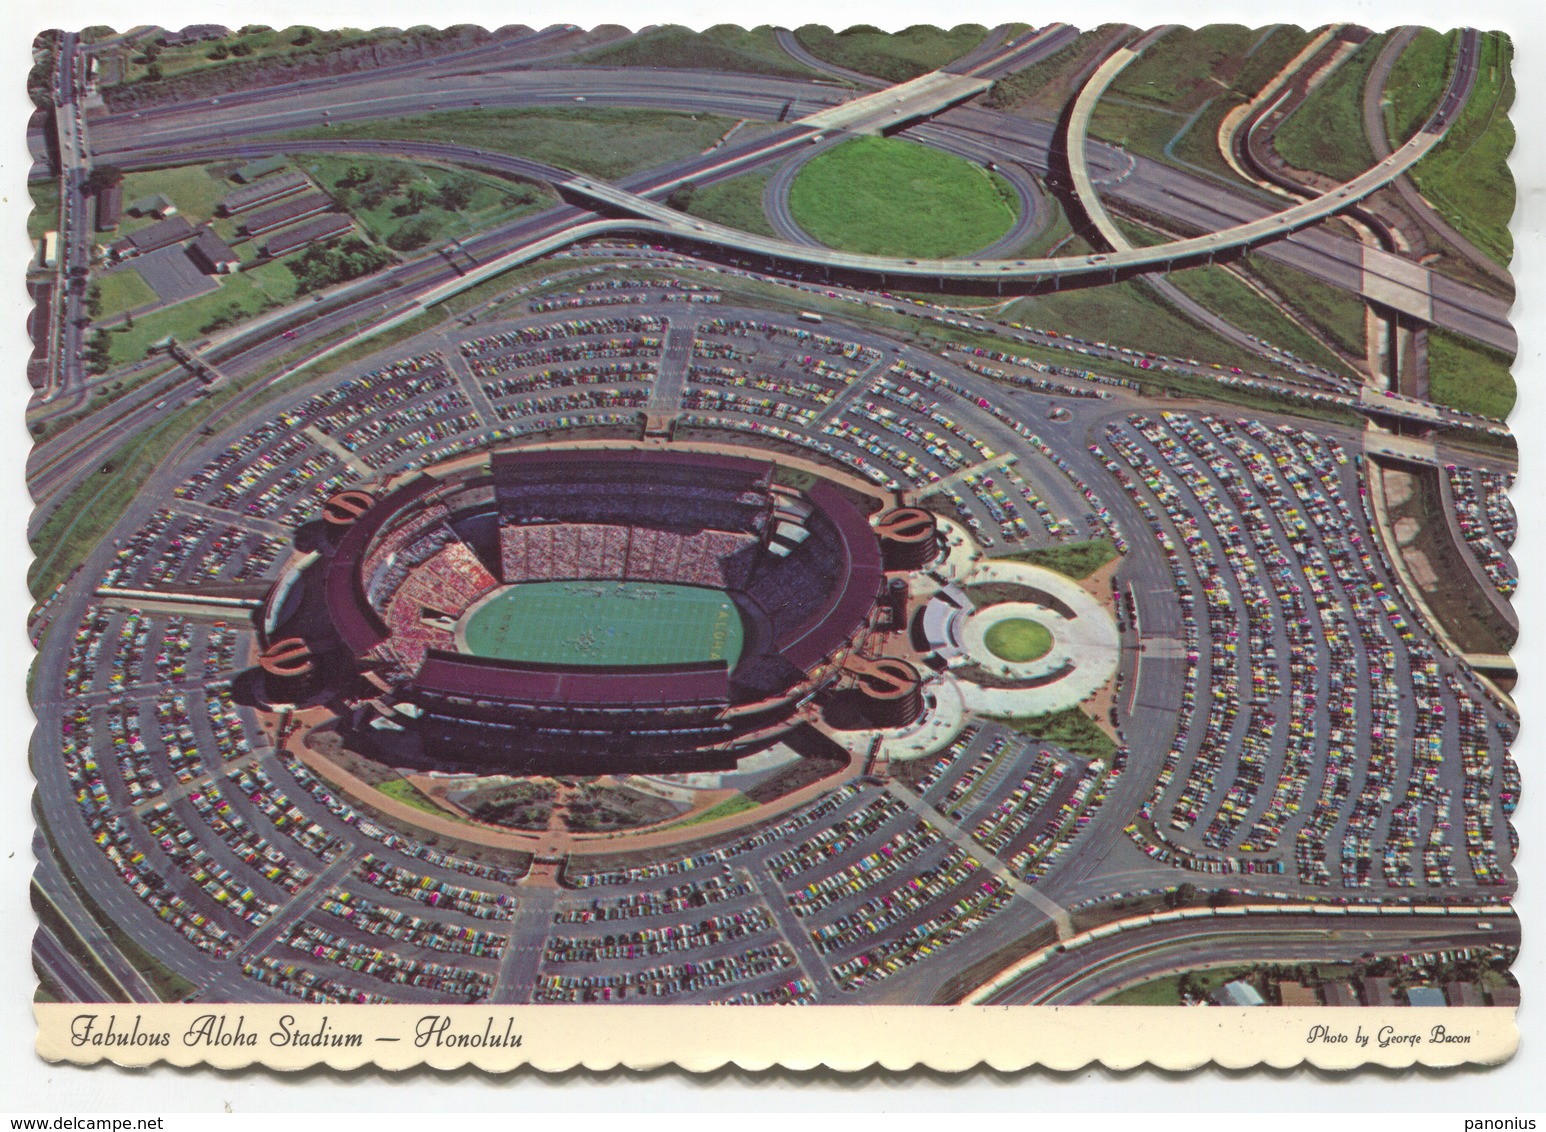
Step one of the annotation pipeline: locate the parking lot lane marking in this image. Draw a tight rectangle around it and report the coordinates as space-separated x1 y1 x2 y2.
749 858 845 998
648 322 695 413
131 748 267 817
490 886 556 1004
441 343 503 426
301 424 376 478
885 783 1074 938
909 453 1017 503
226 840 361 964
170 499 298 542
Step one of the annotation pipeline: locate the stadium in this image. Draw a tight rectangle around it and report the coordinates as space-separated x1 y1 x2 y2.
258 446 931 774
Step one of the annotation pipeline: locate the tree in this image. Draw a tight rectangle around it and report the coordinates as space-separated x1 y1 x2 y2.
393 185 431 217
292 28 314 46
145 62 163 82
85 283 102 320
666 180 698 212
207 43 230 60
83 165 124 195
437 177 475 212
386 218 437 252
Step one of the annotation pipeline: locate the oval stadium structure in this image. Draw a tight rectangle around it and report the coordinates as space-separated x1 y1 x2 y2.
261 447 891 773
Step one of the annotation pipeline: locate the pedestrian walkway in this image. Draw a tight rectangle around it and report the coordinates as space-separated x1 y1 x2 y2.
302 424 375 478
886 784 1073 938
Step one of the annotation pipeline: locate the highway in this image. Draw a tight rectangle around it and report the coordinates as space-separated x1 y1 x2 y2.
1362 28 1513 290
69 38 1514 359
557 26 1484 292
968 909 1518 1004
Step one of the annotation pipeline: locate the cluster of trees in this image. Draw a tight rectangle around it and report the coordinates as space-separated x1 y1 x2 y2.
386 219 438 252
206 40 255 61
84 328 112 374
287 236 393 293
467 782 556 831
82 165 124 196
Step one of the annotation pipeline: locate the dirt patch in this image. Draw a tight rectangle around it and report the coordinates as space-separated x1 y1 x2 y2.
1402 548 1440 591
1393 516 1420 546
1383 467 1415 508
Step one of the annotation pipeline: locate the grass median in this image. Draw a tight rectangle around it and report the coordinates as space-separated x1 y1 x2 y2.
283 107 756 183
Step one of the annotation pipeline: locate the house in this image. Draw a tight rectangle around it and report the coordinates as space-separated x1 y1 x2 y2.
233 155 291 184
28 280 54 361
1361 977 1397 1007
95 183 123 232
1277 982 1321 1007
1212 980 1265 1007
110 215 196 258
261 213 352 257
127 192 177 219
1321 982 1358 1007
219 171 309 216
1444 982 1485 1008
1490 984 1520 1008
187 228 241 275
239 193 334 237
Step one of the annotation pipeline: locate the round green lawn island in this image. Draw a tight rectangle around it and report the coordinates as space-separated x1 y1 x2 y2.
982 616 1054 663
787 135 1020 259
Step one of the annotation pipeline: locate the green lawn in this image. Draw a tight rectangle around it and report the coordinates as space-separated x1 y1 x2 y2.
983 617 1053 662
1110 25 1261 109
1273 33 1389 181
983 28 1116 114
1383 29 1457 144
1406 32 1514 268
1232 26 1315 96
986 707 1117 764
116 26 407 86
282 108 752 182
96 268 158 319
297 153 548 252
464 581 745 667
1089 100 1192 165
28 178 59 240
1428 328 1515 420
1102 965 1251 1005
1243 255 1369 359
118 163 233 233
377 778 448 816
1004 280 1268 374
666 793 759 830
106 260 300 365
573 24 822 79
680 172 777 237
792 24 990 83
1000 538 1118 580
1165 263 1353 375
1167 97 1250 184
787 136 1018 258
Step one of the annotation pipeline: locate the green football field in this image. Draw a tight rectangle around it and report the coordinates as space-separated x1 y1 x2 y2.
461 581 745 667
